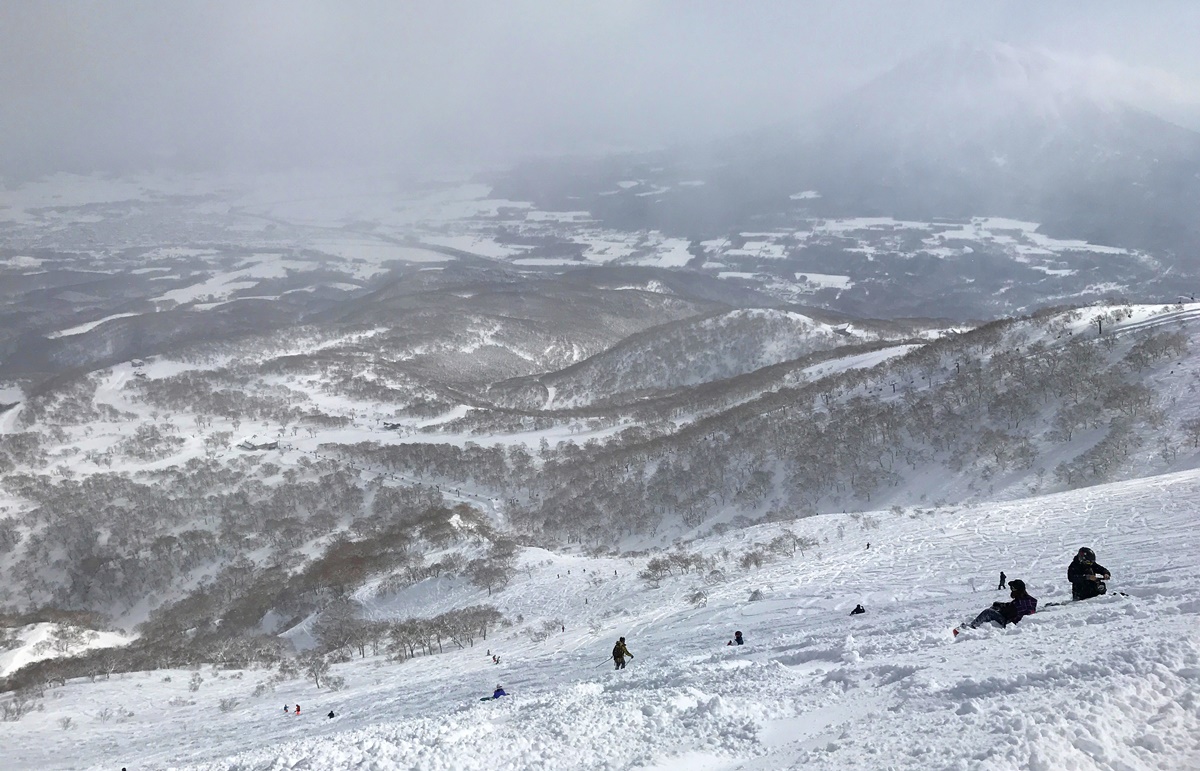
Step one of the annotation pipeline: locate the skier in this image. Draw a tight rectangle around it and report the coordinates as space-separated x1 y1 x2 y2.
997 571 1007 590
850 604 866 615
612 637 633 670
726 631 744 646
956 579 1037 634
1068 548 1111 601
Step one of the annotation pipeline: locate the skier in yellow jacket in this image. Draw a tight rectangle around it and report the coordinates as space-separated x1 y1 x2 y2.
612 637 633 670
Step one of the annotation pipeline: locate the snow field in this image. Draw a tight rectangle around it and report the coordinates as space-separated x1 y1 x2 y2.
2 467 1198 770
0 624 134 679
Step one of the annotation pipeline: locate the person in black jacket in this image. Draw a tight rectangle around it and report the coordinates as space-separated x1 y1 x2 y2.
1068 547 1110 601
850 604 866 615
954 580 1037 636
612 637 633 670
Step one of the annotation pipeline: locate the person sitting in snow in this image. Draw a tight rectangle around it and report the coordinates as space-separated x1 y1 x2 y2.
1068 547 1111 601
492 684 507 699
964 579 1037 631
726 631 744 646
850 604 866 615
612 637 633 669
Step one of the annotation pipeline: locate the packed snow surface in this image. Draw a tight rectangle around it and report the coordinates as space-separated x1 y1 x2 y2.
4 469 1199 770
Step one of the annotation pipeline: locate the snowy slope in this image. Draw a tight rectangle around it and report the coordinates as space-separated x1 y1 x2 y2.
0 624 133 679
3 469 1198 770
488 308 920 410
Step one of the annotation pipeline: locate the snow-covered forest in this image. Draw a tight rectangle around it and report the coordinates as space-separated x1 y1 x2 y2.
5 5 1200 768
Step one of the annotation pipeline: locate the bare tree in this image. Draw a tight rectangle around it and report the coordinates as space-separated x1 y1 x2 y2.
299 651 331 688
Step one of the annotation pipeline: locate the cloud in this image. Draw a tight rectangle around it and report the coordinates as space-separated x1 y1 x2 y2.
2 1 1198 177
1069 55 1200 124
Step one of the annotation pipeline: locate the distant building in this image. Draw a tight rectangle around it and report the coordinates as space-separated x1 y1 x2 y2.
236 435 279 451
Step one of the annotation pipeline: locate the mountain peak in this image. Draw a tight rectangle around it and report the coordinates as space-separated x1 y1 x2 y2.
854 40 1114 128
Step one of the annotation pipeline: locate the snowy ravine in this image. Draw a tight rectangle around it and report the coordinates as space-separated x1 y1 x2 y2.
6 471 1200 771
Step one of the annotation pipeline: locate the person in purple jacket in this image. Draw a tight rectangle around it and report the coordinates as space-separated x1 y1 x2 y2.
967 579 1037 629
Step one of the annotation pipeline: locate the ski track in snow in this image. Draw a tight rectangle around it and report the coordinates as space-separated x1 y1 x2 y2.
3 470 1199 770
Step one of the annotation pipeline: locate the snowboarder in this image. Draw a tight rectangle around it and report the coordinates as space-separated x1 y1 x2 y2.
850 604 866 615
956 579 1037 634
726 631 744 646
480 684 508 701
997 571 1007 590
327 711 335 719
295 704 300 715
1068 548 1111 601
612 637 633 669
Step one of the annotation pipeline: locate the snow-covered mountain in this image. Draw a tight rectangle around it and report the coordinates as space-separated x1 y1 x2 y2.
601 40 1200 255
2 299 1197 628
486 308 929 410
813 42 1200 254
2 469 1198 769
3 40 1200 769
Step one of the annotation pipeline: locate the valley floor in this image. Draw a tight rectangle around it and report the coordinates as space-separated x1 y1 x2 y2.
4 470 1200 770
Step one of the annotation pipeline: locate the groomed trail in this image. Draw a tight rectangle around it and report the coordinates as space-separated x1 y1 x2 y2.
5 470 1200 770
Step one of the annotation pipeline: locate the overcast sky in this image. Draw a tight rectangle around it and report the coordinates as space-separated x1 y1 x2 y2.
2 1 1199 177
